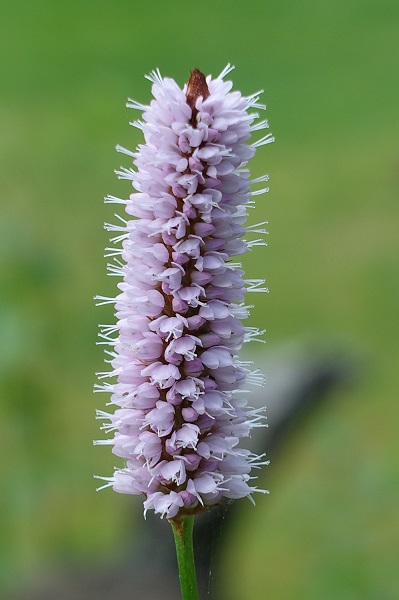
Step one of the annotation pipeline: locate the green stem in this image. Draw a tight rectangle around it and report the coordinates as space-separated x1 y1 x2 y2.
170 514 199 600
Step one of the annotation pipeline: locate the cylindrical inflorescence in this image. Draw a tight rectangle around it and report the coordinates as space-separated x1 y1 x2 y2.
95 66 274 519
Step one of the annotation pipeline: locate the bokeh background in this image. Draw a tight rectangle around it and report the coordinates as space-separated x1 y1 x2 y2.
1 0 398 598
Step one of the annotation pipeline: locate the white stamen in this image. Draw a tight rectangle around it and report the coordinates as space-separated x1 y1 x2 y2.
245 278 268 293
94 475 115 491
244 326 267 343
249 174 270 185
94 295 117 306
104 195 127 205
107 263 125 277
126 98 148 111
144 68 163 85
129 119 145 130
104 248 123 257
252 133 275 148
250 187 269 196
114 166 137 181
247 238 267 248
245 221 269 234
95 368 121 379
250 119 269 132
97 331 117 345
104 222 126 232
246 369 266 387
109 233 129 244
93 383 114 393
218 63 235 79
247 96 266 110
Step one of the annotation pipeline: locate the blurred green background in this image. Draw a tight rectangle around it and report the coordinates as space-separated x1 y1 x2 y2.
1 0 398 597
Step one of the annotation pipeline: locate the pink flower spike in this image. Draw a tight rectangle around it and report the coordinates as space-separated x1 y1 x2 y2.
95 66 273 519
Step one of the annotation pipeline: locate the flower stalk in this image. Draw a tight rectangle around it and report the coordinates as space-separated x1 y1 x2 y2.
170 514 199 600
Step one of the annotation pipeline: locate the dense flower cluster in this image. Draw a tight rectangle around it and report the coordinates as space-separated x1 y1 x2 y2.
95 66 273 519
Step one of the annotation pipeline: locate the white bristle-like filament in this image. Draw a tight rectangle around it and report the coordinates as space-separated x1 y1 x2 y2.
104 222 126 232
144 68 163 85
115 166 137 180
97 331 117 345
93 475 115 491
250 119 269 132
246 90 265 102
246 369 266 387
104 195 127 205
246 451 269 467
246 406 267 419
236 359 254 368
249 174 269 185
247 96 266 111
244 326 266 343
99 324 119 334
248 417 268 429
93 383 114 394
96 410 118 434
96 341 116 348
245 221 269 234
218 63 235 79
245 279 268 293
114 212 128 223
130 119 145 130
94 295 117 306
95 367 121 380
95 409 113 420
252 133 275 148
248 112 260 123
104 248 123 257
115 144 136 158
109 233 129 244
247 238 267 249
106 264 124 277
126 98 148 111
230 303 253 319
250 187 269 196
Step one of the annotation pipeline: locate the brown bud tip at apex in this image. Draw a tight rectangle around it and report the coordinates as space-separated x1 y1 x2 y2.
186 69 210 125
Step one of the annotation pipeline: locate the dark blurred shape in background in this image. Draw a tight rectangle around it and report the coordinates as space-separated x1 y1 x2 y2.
1 1 399 599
